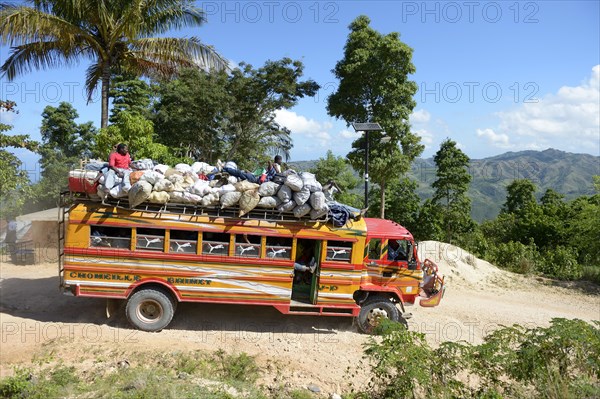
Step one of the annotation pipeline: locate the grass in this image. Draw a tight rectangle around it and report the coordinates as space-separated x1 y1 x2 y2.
581 265 600 285
0 350 267 399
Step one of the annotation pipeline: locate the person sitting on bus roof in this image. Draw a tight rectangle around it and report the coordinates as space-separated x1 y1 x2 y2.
103 143 132 192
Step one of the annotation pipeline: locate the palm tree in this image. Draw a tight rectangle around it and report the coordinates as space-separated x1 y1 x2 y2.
0 0 228 129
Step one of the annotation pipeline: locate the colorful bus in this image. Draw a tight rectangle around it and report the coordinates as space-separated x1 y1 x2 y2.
59 200 444 333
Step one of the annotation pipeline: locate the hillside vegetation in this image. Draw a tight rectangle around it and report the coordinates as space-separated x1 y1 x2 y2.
291 149 599 221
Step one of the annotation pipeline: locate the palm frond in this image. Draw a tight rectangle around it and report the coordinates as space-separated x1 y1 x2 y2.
1 39 89 80
129 36 229 72
84 60 103 103
0 3 95 47
120 0 206 39
121 56 179 80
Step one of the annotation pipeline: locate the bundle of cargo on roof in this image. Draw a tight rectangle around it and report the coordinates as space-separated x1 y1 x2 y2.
67 159 358 226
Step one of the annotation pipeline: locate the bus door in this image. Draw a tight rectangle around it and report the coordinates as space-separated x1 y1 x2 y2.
309 241 322 304
291 239 322 304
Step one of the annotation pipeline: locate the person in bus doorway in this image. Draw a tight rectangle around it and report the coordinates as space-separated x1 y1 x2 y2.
104 143 132 192
294 245 316 282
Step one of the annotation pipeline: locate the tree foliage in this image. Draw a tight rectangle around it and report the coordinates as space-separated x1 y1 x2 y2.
369 177 421 234
152 69 228 163
0 0 228 128
310 150 361 208
470 178 600 280
94 112 175 165
503 179 537 214
430 139 474 243
32 102 97 208
327 15 423 218
153 59 319 168
109 73 152 124
0 100 37 217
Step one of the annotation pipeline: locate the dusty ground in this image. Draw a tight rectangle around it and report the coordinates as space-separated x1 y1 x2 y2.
1 241 599 395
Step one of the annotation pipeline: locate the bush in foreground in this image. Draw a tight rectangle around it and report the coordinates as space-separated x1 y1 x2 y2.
350 318 600 399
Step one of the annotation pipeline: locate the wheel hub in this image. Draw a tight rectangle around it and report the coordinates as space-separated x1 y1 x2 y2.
367 307 388 325
137 299 163 323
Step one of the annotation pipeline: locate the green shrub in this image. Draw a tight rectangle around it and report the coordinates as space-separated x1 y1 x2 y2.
215 350 260 383
581 265 600 285
0 367 32 398
540 246 583 280
354 318 600 399
490 240 541 274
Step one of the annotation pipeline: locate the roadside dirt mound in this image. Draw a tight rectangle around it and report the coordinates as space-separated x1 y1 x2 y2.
418 240 513 289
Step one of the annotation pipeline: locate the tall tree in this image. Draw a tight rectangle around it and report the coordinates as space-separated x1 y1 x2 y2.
0 100 38 217
503 179 537 214
153 68 229 162
222 59 318 165
109 73 152 124
431 139 473 243
33 102 97 207
153 59 319 168
327 15 423 218
0 0 228 129
310 150 361 208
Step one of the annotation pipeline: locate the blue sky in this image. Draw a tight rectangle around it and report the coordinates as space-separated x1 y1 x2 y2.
1 0 599 178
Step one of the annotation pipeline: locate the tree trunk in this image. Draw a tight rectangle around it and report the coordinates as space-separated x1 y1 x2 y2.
380 179 386 219
101 65 110 129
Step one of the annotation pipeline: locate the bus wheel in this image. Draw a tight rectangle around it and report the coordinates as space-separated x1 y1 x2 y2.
357 295 406 334
126 287 175 332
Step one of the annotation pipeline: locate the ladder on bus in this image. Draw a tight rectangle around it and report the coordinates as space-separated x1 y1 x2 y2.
58 191 71 289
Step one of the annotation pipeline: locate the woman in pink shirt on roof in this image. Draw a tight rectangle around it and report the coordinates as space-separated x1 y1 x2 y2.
104 143 132 192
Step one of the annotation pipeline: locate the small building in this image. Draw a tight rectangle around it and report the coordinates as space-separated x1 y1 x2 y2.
2 208 61 265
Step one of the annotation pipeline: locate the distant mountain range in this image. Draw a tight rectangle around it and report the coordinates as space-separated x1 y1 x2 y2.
288 149 600 221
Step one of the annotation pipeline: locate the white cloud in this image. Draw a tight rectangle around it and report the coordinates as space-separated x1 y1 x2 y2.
0 108 18 124
411 109 431 124
413 128 434 147
478 65 600 153
338 129 361 139
275 109 333 147
410 108 439 152
476 128 511 148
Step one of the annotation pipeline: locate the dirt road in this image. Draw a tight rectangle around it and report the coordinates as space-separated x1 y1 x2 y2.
1 241 599 394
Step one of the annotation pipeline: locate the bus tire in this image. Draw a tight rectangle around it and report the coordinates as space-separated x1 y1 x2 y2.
126 287 175 332
356 295 406 334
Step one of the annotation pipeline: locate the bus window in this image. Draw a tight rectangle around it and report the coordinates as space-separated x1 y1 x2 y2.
235 234 261 258
136 228 165 251
266 237 292 259
326 240 352 262
169 230 198 254
90 226 131 249
387 239 409 261
202 232 229 255
368 238 382 260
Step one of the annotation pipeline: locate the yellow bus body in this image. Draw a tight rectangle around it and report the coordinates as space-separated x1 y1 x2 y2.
60 202 443 331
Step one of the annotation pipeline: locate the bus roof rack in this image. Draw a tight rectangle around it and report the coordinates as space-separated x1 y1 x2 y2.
62 191 329 224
